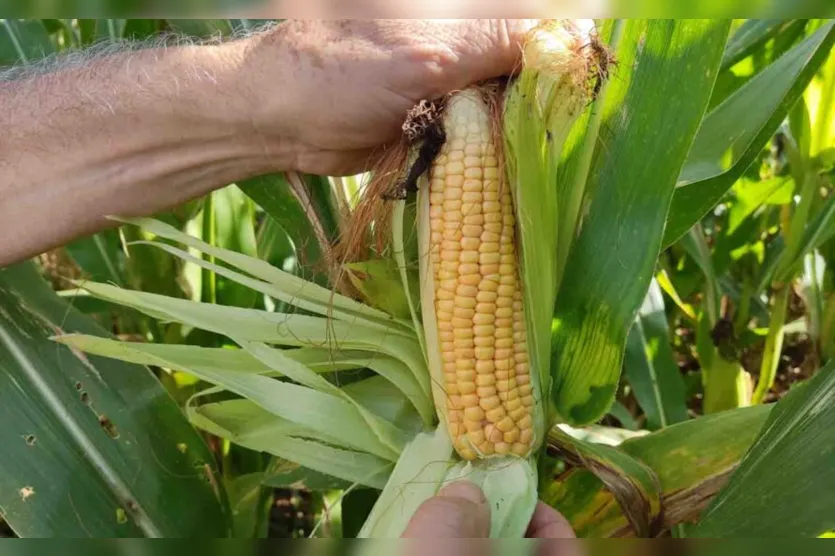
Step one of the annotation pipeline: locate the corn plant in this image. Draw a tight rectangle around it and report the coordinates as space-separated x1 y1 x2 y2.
3 18 835 540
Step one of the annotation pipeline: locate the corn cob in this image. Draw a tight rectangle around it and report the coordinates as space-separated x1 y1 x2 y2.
423 89 535 461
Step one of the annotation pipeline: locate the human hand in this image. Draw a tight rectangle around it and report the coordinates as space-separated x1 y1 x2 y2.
238 19 539 176
401 481 579 555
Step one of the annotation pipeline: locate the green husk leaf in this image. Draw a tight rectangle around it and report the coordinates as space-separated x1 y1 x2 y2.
56 334 402 462
344 259 414 321
358 424 454 538
444 457 539 539
190 399 391 489
47 334 433 424
503 19 596 413
238 340 412 456
111 216 410 332
69 282 428 388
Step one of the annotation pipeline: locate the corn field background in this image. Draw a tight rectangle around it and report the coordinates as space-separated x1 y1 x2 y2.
2 18 835 539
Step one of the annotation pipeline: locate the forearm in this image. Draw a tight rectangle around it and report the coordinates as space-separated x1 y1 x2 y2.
0 35 294 267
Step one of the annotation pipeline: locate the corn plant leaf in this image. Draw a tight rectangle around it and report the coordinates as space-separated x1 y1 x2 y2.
61 229 126 288
547 426 663 538
774 192 835 283
0 18 53 65
211 184 260 309
694 361 835 537
550 20 730 426
238 173 338 287
262 459 354 492
542 405 772 537
341 375 421 431
727 176 794 235
754 190 835 294
82 280 431 407
608 401 640 431
664 21 835 246
623 279 689 431
76 19 126 43
225 472 271 539
721 19 790 71
188 398 335 443
0 263 230 537
391 200 426 358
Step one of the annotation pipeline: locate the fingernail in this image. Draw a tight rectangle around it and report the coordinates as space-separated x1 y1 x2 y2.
437 481 486 506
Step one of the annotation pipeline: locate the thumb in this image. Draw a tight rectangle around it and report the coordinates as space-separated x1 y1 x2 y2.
402 481 491 542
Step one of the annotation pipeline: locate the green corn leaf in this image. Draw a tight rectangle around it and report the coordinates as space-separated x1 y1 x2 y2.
165 19 234 37
226 472 271 539
341 375 423 435
64 230 126 287
774 191 835 283
132 239 412 338
726 176 794 235
721 19 791 71
0 262 231 537
0 18 53 65
503 45 566 401
608 401 640 431
695 360 835 537
239 174 329 286
547 426 662 538
542 404 772 537
57 333 432 425
188 398 339 444
391 200 426 358
623 279 689 431
348 358 434 427
344 259 414 321
262 458 355 492
550 20 730 426
664 21 835 246
212 184 260 309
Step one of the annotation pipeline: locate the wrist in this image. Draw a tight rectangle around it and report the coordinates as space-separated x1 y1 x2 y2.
216 27 304 175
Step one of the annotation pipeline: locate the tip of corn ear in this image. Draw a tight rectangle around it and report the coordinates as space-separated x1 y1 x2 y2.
521 19 607 100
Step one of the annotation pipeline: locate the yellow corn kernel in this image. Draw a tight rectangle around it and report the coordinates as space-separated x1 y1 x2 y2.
425 89 535 461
